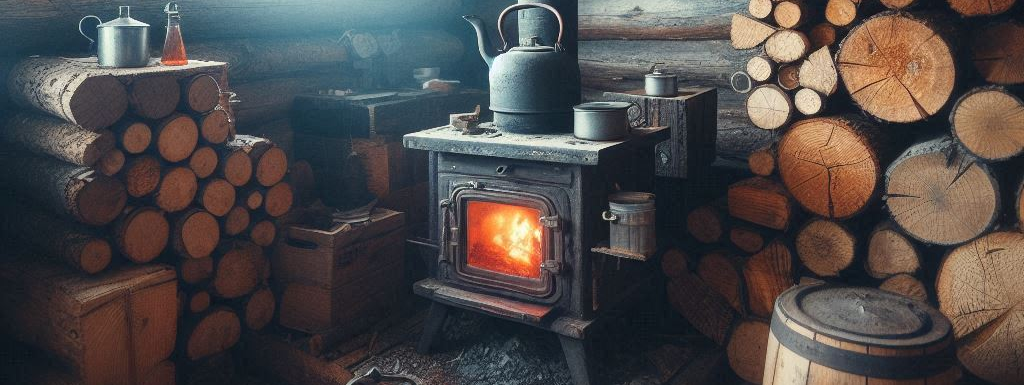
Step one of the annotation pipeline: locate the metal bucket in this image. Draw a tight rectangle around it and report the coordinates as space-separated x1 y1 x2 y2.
602 192 656 256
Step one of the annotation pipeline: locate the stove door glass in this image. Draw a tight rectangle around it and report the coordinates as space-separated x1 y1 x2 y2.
465 201 544 279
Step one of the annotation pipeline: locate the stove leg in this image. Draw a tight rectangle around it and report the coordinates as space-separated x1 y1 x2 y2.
559 335 596 385
416 302 449 354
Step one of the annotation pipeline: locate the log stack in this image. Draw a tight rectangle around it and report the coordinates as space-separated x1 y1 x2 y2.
0 58 290 383
667 3 1024 384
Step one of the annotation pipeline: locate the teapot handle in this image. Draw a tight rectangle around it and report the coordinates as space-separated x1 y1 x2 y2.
78 15 101 46
496 2 565 52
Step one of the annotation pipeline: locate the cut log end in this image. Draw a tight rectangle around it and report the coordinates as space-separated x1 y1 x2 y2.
186 290 212 314
244 190 264 210
687 205 726 244
183 75 222 114
116 121 153 154
748 145 776 177
794 88 826 116
731 227 767 254
825 0 859 27
746 85 794 130
249 220 277 248
97 149 126 177
697 252 745 313
115 207 170 263
795 219 856 277
255 147 288 187
971 22 1024 86
661 249 689 279
197 179 236 217
264 182 294 217
728 177 793 231
180 257 214 286
130 75 180 120
947 0 1017 16
155 114 199 163
838 13 956 123
774 0 808 29
765 30 810 64
185 307 241 361
212 243 262 299
731 14 777 50
77 174 129 226
880 0 918 8
747 56 776 83
726 319 770 384
124 155 162 198
156 167 199 213
879 273 927 302
809 23 837 50
80 239 114 275
866 222 920 279
748 0 775 19
174 209 221 259
952 88 1024 161
199 110 232 145
243 287 276 331
221 150 254 187
69 75 129 130
223 206 252 237
777 64 801 91
799 46 839 96
189 146 219 179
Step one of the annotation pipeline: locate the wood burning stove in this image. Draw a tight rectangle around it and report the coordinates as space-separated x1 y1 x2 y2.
404 124 667 385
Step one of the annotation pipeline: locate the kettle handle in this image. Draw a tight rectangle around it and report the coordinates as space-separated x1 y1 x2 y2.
496 2 565 52
78 15 101 46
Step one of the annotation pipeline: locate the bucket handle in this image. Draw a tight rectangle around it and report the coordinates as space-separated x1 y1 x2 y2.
602 210 618 222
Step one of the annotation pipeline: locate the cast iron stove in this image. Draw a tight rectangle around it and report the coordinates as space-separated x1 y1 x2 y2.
404 124 666 385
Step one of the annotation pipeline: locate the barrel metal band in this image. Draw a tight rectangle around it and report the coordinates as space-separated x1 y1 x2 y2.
770 313 955 379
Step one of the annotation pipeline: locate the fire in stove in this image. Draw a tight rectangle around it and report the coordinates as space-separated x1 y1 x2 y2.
465 201 544 279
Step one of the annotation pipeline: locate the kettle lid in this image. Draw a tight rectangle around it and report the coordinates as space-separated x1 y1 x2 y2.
99 6 149 28
508 36 556 53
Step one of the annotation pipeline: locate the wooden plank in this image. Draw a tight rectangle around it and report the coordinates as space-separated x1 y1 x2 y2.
579 0 742 41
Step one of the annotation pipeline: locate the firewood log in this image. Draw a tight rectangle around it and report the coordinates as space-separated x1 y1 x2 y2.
825 0 859 27
0 202 112 274
743 239 794 318
179 74 221 114
195 178 235 217
128 75 180 120
885 136 999 245
152 114 199 163
728 177 795 231
774 0 813 29
0 150 126 225
697 251 747 314
746 56 777 83
747 144 777 177
97 149 125 177
6 57 128 130
865 221 920 280
666 271 735 345
795 219 856 277
936 231 1024 385
730 225 772 254
726 318 770 384
196 110 233 145
227 135 288 187
0 113 115 166
178 307 241 362
209 240 263 299
222 206 252 237
947 0 1017 16
111 120 152 155
793 88 827 116
0 254 177 385
217 147 254 187
950 86 1024 161
661 248 690 279
181 289 212 315
113 206 170 264
748 0 775 20
971 22 1024 86
122 155 162 198
798 46 838 96
686 199 729 244
776 64 800 91
179 257 214 287
248 219 277 248
879 273 927 302
154 167 198 213
231 286 276 331
837 12 956 123
778 116 892 220
263 182 294 218
241 188 264 210
169 208 221 260
188 146 219 179
808 23 836 50
765 30 810 64
746 84 794 130
731 14 777 50
879 0 919 9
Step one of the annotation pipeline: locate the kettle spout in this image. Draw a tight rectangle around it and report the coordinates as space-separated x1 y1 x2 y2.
463 15 497 67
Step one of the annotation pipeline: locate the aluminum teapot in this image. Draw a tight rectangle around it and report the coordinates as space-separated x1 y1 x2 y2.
464 2 581 133
79 6 150 68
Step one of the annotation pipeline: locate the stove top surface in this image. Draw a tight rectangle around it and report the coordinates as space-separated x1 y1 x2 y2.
403 124 667 165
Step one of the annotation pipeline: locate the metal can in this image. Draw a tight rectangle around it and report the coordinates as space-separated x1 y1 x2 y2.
644 63 678 97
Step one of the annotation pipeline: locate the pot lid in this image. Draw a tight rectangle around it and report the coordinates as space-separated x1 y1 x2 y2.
509 36 555 53
99 6 149 28
574 102 632 111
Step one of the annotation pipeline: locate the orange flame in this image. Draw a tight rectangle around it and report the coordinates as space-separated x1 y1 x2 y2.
466 201 543 279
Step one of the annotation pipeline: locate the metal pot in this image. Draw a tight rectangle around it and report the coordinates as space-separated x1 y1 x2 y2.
573 101 639 141
602 192 656 257
645 63 678 97
79 6 150 68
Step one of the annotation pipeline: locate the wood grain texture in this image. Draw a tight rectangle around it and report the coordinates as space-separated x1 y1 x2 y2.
951 86 1024 161
0 150 126 225
744 239 794 318
727 318 770 383
0 112 115 166
579 0 742 41
795 219 856 278
971 21 1024 86
865 221 920 279
728 177 795 231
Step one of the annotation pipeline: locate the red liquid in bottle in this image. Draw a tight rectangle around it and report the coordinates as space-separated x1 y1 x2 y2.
162 25 188 66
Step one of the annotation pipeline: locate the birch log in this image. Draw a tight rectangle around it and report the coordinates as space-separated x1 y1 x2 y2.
0 113 115 166
0 150 126 225
6 57 128 130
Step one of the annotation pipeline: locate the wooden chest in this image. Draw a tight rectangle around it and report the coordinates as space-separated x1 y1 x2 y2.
273 209 407 333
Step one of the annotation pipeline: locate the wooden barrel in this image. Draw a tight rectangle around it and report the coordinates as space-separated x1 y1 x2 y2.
602 192 656 257
765 284 960 384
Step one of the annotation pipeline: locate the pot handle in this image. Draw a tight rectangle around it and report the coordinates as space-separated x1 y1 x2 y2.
78 15 101 48
496 2 565 52
602 210 618 222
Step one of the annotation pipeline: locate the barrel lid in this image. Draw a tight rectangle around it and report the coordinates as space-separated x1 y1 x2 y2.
776 284 951 349
574 102 632 111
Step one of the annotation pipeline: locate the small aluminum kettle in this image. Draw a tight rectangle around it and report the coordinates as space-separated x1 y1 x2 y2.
79 6 150 68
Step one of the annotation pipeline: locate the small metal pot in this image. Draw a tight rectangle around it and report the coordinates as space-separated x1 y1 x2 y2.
573 101 639 141
79 6 150 68
644 63 678 97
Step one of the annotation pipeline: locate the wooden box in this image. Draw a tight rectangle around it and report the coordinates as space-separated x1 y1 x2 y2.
273 209 407 333
351 136 427 199
291 90 488 138
601 88 717 178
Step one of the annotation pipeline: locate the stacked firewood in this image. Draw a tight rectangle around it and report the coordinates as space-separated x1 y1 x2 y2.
661 2 1024 385
0 57 290 384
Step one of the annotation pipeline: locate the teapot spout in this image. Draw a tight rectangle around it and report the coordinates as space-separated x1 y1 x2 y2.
463 15 497 67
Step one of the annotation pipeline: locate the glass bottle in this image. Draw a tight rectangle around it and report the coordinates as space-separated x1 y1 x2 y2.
161 2 188 66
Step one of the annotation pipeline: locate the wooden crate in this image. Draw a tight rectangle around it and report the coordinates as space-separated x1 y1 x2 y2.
351 136 428 199
273 209 407 333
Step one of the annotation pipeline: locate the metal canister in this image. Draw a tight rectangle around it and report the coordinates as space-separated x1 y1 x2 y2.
79 6 150 68
602 192 656 256
644 63 678 97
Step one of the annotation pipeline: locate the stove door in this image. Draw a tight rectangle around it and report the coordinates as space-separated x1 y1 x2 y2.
445 183 563 300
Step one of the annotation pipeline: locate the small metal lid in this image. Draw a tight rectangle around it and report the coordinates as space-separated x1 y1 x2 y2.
99 6 149 28
645 62 676 78
776 284 952 349
573 102 632 111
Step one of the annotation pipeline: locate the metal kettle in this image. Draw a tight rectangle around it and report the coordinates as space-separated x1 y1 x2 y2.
464 2 581 133
79 6 151 68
